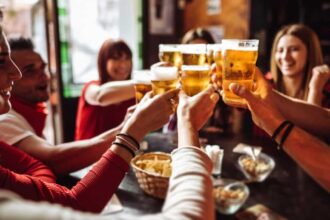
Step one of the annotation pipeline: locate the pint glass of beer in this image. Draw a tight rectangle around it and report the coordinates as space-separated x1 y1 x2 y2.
181 65 210 96
222 39 259 106
206 44 222 66
181 44 207 66
158 44 182 67
150 62 179 95
133 70 152 103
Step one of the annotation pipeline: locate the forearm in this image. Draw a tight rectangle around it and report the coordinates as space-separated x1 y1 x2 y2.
273 89 330 138
0 149 128 213
177 115 200 148
307 89 323 106
279 127 330 192
47 127 120 175
157 147 214 220
97 80 135 106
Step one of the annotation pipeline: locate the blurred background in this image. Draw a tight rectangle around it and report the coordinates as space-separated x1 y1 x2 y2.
2 0 329 143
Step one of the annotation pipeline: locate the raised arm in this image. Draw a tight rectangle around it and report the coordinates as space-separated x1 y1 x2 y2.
230 83 330 192
307 64 330 106
85 80 135 106
252 68 330 139
1 89 178 213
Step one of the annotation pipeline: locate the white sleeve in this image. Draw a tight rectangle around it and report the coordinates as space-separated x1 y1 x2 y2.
0 109 35 145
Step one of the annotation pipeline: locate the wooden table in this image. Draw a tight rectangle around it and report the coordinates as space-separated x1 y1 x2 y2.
77 132 330 219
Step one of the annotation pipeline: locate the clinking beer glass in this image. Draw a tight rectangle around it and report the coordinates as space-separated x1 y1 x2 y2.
158 44 182 68
150 62 179 95
181 44 207 66
181 65 210 96
133 70 152 103
221 39 259 107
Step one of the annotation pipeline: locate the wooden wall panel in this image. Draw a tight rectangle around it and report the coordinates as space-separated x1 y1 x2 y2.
183 0 251 39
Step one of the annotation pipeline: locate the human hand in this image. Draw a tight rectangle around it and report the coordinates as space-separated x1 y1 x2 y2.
225 67 272 109
121 89 180 142
309 64 330 92
177 85 219 131
229 82 285 136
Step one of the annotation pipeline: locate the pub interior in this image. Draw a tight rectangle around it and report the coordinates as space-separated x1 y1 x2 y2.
0 0 329 220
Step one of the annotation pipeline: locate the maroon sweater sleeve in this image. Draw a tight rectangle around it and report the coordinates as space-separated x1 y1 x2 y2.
0 142 129 213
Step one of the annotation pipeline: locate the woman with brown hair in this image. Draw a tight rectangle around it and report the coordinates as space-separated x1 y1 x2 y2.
75 39 136 140
269 24 330 107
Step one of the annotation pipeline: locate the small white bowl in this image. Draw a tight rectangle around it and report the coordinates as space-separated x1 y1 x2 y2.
238 152 275 182
213 181 249 215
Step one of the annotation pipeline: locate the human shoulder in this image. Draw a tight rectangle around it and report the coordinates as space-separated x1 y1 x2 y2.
0 109 35 145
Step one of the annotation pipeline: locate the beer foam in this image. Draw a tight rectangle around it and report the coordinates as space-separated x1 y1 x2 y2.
181 65 210 71
181 44 207 54
222 39 259 51
133 70 151 84
159 44 181 52
151 66 178 81
207 44 222 52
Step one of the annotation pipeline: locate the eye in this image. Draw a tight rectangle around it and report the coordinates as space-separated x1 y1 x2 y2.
276 48 283 53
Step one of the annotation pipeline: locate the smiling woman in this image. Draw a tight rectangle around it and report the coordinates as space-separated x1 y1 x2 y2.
269 24 330 107
0 33 22 115
74 39 136 141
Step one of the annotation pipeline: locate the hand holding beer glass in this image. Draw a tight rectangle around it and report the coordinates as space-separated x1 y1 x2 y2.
133 70 152 103
221 39 259 107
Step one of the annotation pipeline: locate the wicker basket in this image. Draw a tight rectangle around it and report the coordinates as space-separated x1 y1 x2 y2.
131 152 171 199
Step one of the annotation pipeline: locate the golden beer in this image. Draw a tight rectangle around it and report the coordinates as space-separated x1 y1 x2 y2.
151 79 179 95
133 70 152 103
181 44 207 65
222 40 259 106
159 44 182 67
159 51 182 67
182 53 207 65
207 44 222 66
181 65 210 96
150 63 179 95
134 83 152 103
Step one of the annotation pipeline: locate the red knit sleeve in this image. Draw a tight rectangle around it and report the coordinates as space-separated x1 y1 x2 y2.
0 141 56 183
0 145 129 213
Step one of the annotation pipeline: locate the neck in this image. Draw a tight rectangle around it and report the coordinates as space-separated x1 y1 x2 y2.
281 74 304 99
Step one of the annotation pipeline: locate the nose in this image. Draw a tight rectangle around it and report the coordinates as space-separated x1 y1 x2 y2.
282 49 291 61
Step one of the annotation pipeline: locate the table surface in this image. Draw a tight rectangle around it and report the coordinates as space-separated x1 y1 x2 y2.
79 132 330 219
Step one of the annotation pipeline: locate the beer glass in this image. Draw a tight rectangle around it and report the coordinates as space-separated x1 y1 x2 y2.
207 44 222 86
181 65 210 96
206 44 222 66
150 62 179 95
158 44 182 67
222 39 259 106
133 70 152 103
181 44 207 66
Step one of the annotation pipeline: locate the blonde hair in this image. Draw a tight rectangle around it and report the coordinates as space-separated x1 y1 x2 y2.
270 24 323 100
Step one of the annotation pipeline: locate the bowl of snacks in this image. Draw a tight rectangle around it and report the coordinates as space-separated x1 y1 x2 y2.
131 152 171 199
238 152 275 182
213 181 249 214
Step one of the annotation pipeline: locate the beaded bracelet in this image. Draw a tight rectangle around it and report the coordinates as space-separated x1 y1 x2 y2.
117 133 140 150
112 141 135 158
278 123 294 150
